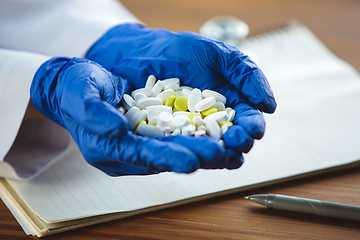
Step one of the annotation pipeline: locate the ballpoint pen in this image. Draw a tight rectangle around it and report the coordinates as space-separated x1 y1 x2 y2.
245 194 360 221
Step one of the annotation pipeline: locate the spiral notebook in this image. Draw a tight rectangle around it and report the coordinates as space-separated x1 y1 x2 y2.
1 22 360 237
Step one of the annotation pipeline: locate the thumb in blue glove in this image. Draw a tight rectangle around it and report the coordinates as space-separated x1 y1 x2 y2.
31 57 243 176
86 23 277 156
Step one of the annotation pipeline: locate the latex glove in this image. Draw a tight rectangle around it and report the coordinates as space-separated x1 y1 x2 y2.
31 57 241 176
86 23 277 154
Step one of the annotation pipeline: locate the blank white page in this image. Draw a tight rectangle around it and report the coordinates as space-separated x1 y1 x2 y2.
6 23 360 223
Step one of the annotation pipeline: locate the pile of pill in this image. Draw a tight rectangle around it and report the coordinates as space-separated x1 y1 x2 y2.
118 75 235 146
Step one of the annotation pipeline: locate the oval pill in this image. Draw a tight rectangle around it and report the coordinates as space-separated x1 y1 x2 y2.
201 107 218 116
192 115 205 126
124 106 140 121
156 89 175 103
213 102 225 111
164 82 180 91
194 130 206 137
133 92 147 102
137 97 163 109
146 105 172 113
131 88 152 98
137 124 164 137
195 97 216 111
187 88 202 113
145 75 156 90
122 94 136 110
174 96 188 111
205 118 222 140
202 89 226 104
157 111 173 126
151 80 164 96
182 124 196 136
161 77 180 85
129 110 147 130
172 115 191 128
210 111 229 123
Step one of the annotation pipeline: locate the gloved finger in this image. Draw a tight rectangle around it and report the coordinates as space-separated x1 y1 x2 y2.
222 125 254 154
156 135 243 170
59 59 128 139
65 117 200 175
212 42 277 113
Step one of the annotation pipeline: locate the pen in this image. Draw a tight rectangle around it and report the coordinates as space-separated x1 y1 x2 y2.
245 194 360 221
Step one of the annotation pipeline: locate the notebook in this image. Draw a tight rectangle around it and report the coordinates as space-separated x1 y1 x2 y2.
1 22 360 237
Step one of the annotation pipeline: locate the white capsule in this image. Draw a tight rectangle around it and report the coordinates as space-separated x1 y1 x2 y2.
156 89 175 103
182 124 196 136
157 111 173 126
172 115 191 129
122 94 136 110
194 130 206 137
137 97 163 109
164 82 180 91
172 128 181 136
151 80 165 96
195 97 216 111
213 102 225 111
124 106 140 121
202 89 226 104
146 105 173 114
137 124 164 137
187 88 203 113
129 110 147 130
145 75 156 90
161 77 180 85
205 118 222 140
133 92 147 102
192 115 205 126
209 111 229 124
131 88 152 98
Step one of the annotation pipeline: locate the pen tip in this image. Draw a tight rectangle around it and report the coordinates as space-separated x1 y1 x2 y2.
244 196 250 200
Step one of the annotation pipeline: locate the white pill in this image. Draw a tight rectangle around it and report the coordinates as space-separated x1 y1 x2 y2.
157 111 173 126
172 111 190 117
156 89 175 103
187 88 203 113
122 94 136 110
147 110 159 120
131 88 152 98
118 106 126 115
195 97 216 111
164 82 179 91
209 111 229 123
133 92 147 102
213 102 225 111
192 115 205 126
146 105 172 113
162 77 180 85
164 132 172 136
182 124 196 136
181 88 192 98
175 90 184 97
160 125 175 133
151 80 164 96
197 125 206 131
218 139 226 148
221 123 229 135
179 86 193 92
137 97 163 109
145 75 156 90
194 130 206 137
129 110 147 130
202 89 226 104
137 124 164 137
172 115 191 128
227 108 236 122
124 106 140 121
205 118 222 140
172 128 181 136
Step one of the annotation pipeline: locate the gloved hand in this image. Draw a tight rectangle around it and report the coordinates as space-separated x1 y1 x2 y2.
86 23 277 154
31 57 242 176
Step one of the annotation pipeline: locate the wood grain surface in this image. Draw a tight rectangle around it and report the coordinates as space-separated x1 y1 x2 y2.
1 0 360 239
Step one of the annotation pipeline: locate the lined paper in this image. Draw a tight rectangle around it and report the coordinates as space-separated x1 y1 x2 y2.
6 23 360 225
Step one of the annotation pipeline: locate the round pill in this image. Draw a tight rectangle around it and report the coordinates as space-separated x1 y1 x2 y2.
202 89 226 104
137 124 164 137
165 95 176 107
201 107 218 117
157 111 173 126
145 75 156 90
122 94 136 110
172 115 191 128
136 97 163 109
187 88 202 113
174 96 188 111
195 97 216 111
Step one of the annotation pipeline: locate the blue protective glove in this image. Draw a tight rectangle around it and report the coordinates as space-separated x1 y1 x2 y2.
30 57 242 176
86 23 277 154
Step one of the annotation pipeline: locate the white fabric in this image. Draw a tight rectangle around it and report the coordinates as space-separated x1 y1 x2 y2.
0 0 141 57
0 0 141 179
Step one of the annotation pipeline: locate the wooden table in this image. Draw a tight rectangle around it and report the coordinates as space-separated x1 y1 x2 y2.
1 0 360 239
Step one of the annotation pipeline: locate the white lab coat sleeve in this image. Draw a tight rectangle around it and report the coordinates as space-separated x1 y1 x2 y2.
0 0 142 179
0 0 142 57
